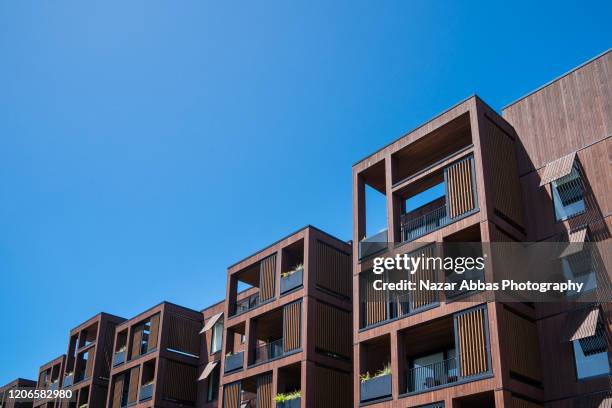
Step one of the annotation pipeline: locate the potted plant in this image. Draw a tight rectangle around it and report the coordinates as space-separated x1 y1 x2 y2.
360 364 392 402
274 390 301 408
281 263 304 293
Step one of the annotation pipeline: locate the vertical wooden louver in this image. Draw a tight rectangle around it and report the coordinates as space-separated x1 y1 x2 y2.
131 325 143 358
259 254 276 302
455 306 489 377
445 156 476 219
166 313 200 356
283 301 302 352
223 382 241 408
148 314 160 352
361 272 387 327
256 373 272 408
315 240 351 298
315 301 351 358
503 307 542 382
111 374 125 408
127 366 140 404
161 360 198 403
408 245 437 311
313 365 351 408
84 346 95 379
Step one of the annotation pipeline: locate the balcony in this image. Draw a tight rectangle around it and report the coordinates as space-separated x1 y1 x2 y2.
401 203 449 242
231 292 260 316
62 373 74 388
360 372 392 403
280 268 303 294
139 382 154 401
252 338 284 365
224 351 244 373
49 381 59 391
359 229 388 260
113 349 126 366
407 354 458 392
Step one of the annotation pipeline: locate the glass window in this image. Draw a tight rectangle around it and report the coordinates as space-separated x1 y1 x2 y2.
552 164 585 221
211 320 224 354
206 365 220 402
573 322 610 380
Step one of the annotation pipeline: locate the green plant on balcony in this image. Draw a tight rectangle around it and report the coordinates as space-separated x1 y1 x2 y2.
281 263 303 278
360 364 391 383
274 390 301 403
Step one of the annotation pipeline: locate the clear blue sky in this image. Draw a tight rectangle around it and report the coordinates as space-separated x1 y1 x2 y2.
0 0 610 383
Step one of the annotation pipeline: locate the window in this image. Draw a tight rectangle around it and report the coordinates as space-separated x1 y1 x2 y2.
240 334 246 344
140 321 151 355
210 320 224 354
552 163 585 221
206 365 220 402
573 321 610 380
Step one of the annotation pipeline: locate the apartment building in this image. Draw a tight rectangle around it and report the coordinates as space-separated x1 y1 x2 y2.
352 50 611 408
219 226 353 408
61 313 126 408
196 299 225 408
33 355 66 408
0 379 37 408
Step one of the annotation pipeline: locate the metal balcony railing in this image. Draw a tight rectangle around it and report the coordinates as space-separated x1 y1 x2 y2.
62 373 74 388
252 338 284 365
113 350 126 366
231 292 260 316
139 382 154 401
401 204 449 242
359 229 388 260
407 355 458 393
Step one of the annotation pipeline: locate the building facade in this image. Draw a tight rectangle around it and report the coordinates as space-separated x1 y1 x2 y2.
33 355 66 408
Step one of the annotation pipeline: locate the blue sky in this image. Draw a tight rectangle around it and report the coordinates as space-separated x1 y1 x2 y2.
0 0 610 383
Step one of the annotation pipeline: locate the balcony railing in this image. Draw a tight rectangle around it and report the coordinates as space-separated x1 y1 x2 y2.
113 350 126 366
401 204 450 242
280 268 303 294
359 229 388 260
62 373 74 388
407 356 457 393
139 382 154 401
224 351 244 373
49 381 59 391
231 292 260 316
252 338 284 365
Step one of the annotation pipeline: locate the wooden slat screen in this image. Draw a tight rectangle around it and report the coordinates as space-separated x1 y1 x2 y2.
259 254 276 302
223 382 241 408
360 272 387 327
315 240 351 298
313 365 351 408
408 245 437 311
111 374 125 408
148 314 160 352
539 151 577 186
455 306 489 377
127 366 140 405
283 301 302 352
485 118 524 226
101 324 116 379
131 325 143 359
445 156 476 219
503 307 542 382
161 360 198 403
166 313 201 356
256 373 272 408
509 396 544 408
84 346 95 379
315 301 351 358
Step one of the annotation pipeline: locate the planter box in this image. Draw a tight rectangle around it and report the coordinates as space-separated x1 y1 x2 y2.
277 397 301 408
360 374 391 402
281 268 303 294
224 351 244 373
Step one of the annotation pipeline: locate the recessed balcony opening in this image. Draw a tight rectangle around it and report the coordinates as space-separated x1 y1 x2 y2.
359 160 388 260
443 224 484 300
113 330 127 366
139 360 155 402
280 240 304 294
78 323 97 349
395 154 477 243
392 113 472 185
238 376 258 408
74 348 93 383
230 254 277 316
225 323 245 374
77 385 89 408
250 309 284 366
50 364 61 388
276 363 301 408
359 335 392 403
453 390 495 408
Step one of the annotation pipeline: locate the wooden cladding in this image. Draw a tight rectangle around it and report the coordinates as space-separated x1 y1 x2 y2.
161 360 198 403
315 240 351 298
503 307 542 382
256 373 272 408
131 326 143 359
445 156 476 219
166 313 200 356
508 396 544 408
455 306 489 377
283 301 302 352
408 245 437 311
361 272 387 327
148 314 160 352
313 365 351 408
315 301 351 358
127 366 140 405
223 382 241 408
483 117 524 227
84 346 95 379
111 374 125 408
259 254 276 302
